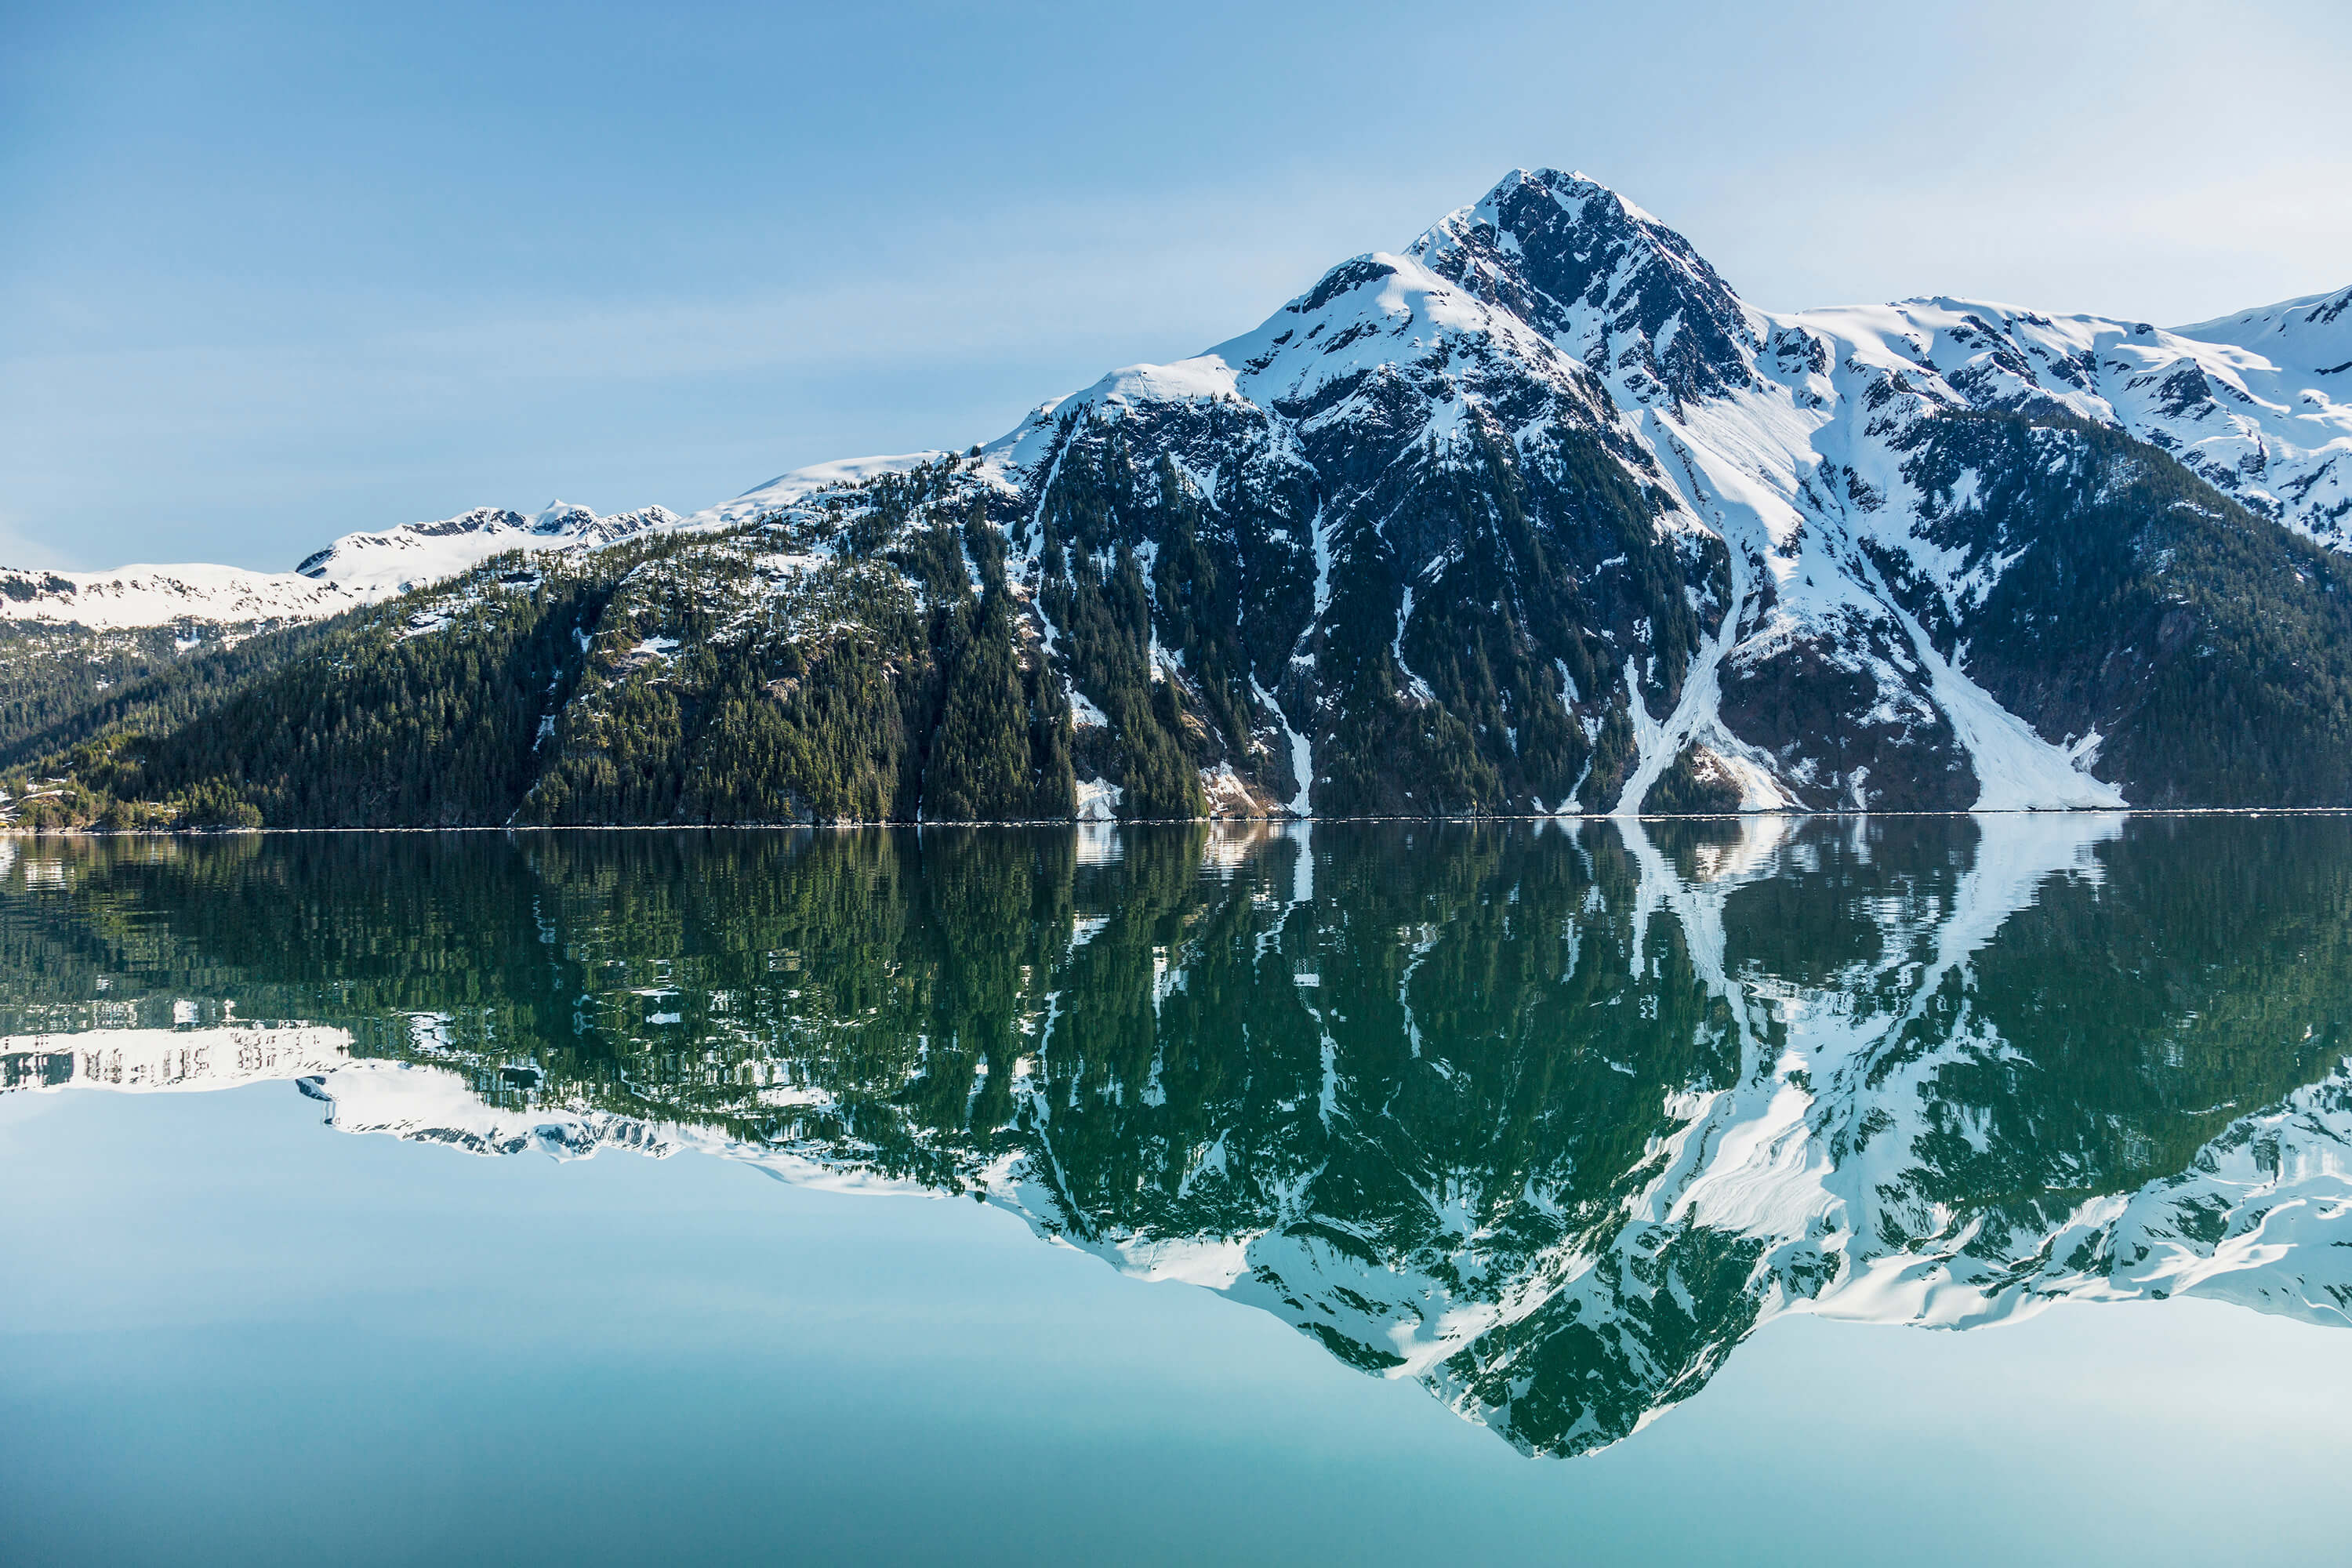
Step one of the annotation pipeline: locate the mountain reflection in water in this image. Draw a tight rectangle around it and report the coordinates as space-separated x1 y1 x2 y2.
5 815 2350 1457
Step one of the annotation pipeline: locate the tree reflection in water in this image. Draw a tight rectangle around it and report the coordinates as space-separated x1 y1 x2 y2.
5 814 2349 1457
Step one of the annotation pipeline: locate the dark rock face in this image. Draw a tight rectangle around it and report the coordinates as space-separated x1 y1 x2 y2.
1412 169 1759 407
993 394 1726 817
1717 624 1976 812
1904 415 2352 808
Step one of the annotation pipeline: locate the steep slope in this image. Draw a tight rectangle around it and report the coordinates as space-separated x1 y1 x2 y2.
662 172 2352 818
1780 291 2352 545
1396 171 2352 811
2172 283 2352 534
1885 412 2352 806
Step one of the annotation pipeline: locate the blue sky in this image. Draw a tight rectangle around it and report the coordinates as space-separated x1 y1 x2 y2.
7 0 2350 570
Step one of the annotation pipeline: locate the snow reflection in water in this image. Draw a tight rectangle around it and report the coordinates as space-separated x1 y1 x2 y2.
5 815 2350 1457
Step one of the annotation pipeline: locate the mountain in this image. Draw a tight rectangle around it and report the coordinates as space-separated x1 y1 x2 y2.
291 499 684 593
0 499 681 632
0 562 362 631
8 169 2352 825
7 818 2350 1457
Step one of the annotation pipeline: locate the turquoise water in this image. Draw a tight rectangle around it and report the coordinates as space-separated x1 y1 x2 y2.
5 818 2350 1563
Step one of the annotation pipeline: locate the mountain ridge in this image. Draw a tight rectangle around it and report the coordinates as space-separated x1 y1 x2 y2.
6 167 2352 825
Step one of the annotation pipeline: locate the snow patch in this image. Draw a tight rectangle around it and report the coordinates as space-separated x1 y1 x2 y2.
1074 777 1123 822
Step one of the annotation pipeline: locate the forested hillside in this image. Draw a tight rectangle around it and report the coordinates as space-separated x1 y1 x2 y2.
11 401 2352 829
1897 412 2352 808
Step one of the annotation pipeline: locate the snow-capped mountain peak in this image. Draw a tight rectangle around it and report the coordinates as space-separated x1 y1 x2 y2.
1409 165 1764 406
12 168 2352 822
676 168 2352 818
531 499 597 534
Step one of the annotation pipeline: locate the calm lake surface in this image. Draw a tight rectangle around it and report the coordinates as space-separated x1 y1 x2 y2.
5 816 2350 1564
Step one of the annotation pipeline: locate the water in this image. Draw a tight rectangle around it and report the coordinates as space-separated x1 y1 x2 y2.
5 815 2350 1564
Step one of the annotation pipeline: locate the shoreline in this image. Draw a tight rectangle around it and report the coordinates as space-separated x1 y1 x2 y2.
5 805 2350 837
